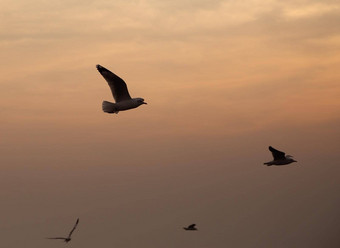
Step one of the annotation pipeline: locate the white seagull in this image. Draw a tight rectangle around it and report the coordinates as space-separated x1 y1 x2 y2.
264 146 297 166
96 64 147 114
183 224 198 231
47 218 79 243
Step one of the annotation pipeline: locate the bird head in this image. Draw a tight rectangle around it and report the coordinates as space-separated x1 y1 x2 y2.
286 155 297 163
136 98 147 105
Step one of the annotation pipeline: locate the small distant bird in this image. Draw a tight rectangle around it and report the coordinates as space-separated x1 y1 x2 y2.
47 218 79 243
96 64 147 114
183 224 198 231
264 146 297 166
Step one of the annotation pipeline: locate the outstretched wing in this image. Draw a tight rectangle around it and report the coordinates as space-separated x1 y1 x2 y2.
96 64 132 102
68 218 79 239
188 224 196 228
269 146 286 160
46 237 66 240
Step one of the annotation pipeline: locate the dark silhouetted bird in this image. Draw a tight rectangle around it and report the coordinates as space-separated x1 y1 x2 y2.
96 64 147 114
264 146 297 166
183 224 198 231
47 218 79 243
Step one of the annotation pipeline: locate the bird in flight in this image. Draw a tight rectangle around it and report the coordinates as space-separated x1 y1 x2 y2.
183 224 198 231
264 146 297 166
47 218 79 243
96 64 147 114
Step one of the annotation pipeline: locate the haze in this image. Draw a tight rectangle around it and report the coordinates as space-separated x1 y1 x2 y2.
1 0 339 247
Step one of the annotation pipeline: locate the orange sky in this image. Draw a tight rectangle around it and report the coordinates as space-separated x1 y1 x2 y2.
1 1 340 247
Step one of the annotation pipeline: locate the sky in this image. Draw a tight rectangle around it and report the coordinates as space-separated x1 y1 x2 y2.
0 0 340 247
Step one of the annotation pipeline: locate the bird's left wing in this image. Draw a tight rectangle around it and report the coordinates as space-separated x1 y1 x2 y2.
96 65 132 102
269 146 286 160
68 218 79 238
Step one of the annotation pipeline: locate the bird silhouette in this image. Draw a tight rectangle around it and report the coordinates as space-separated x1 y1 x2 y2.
264 146 297 166
47 218 79 243
96 64 147 114
183 224 198 231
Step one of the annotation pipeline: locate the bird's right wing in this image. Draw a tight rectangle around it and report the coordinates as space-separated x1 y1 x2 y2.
96 65 132 102
68 218 79 238
188 224 196 228
269 146 286 160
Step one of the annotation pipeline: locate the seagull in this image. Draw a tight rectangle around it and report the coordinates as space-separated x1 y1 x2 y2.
47 218 79 243
264 146 297 166
96 64 147 114
183 224 198 231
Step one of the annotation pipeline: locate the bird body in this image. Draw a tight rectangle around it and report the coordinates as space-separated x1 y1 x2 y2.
264 146 297 166
102 98 145 114
96 64 147 114
264 159 295 166
183 224 197 231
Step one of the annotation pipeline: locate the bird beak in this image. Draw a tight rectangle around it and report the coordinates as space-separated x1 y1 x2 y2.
293 160 297 162
143 102 147 104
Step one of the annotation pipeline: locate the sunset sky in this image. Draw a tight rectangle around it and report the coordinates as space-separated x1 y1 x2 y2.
1 0 340 247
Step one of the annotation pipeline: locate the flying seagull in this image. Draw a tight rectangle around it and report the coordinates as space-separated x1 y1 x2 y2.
183 224 198 231
47 218 79 243
96 64 147 114
264 146 297 166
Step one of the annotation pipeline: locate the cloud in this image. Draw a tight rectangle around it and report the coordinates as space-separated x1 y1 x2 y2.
1 0 339 45
283 2 340 19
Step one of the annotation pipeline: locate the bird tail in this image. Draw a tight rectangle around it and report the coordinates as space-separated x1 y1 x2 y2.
102 101 118 114
264 162 272 166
